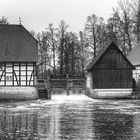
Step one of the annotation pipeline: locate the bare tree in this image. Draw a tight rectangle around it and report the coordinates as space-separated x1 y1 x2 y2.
84 14 106 58
0 16 9 24
46 24 58 76
130 0 140 43
58 20 69 76
118 0 133 51
79 31 90 72
108 1 134 55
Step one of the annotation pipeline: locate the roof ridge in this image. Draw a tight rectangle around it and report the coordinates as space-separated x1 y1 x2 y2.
86 42 116 70
0 24 21 26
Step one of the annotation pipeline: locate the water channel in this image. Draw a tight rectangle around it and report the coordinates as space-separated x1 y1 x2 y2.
0 93 140 139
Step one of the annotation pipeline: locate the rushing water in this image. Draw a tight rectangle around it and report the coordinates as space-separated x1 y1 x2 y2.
0 94 140 139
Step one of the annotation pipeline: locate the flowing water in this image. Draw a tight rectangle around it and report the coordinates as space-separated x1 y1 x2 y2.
0 94 140 139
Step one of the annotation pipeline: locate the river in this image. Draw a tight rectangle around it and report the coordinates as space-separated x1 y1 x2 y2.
0 94 140 140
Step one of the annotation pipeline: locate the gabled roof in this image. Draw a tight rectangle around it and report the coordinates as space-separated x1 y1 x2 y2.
0 24 38 62
127 44 140 66
86 42 134 70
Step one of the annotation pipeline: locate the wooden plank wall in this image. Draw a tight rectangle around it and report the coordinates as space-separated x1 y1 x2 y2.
94 46 133 69
93 69 132 89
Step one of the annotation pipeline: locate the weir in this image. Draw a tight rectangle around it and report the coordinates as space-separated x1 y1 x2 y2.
37 75 86 98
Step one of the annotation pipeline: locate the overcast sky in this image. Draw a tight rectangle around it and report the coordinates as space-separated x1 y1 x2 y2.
0 0 119 33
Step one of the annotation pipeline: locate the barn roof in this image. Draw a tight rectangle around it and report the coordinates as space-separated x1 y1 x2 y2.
86 42 134 71
0 24 38 62
127 44 140 66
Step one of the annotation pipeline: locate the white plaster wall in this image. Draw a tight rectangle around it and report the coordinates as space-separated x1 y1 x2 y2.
0 87 38 100
86 88 133 99
86 72 93 89
133 66 140 89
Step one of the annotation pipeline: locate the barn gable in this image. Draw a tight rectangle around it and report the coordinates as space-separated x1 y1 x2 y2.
87 42 134 70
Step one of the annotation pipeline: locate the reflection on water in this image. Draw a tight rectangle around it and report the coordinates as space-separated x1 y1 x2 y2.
93 108 134 140
0 111 38 139
0 94 140 139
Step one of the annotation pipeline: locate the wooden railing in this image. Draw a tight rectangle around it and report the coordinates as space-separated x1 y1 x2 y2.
50 77 86 89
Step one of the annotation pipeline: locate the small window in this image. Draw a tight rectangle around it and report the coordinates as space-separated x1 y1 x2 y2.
6 76 12 81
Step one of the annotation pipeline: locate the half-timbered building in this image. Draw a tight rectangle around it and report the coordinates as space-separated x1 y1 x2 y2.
127 44 140 90
86 42 134 99
0 24 38 100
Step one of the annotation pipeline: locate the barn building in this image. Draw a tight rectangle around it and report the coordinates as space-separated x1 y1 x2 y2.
127 44 140 90
86 42 134 99
0 24 38 100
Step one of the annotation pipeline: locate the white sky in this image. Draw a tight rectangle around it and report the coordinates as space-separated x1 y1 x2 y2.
0 0 119 33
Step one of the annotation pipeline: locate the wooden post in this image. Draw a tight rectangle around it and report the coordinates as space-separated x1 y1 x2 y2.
66 74 69 96
47 74 51 99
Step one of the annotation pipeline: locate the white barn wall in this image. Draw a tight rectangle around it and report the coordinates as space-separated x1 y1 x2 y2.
0 87 38 100
87 88 133 99
86 72 93 89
